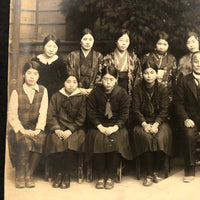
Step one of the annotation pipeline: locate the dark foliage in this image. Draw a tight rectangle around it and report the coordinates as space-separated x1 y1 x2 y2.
60 0 200 58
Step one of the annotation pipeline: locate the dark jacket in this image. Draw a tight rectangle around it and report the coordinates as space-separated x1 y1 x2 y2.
132 80 169 125
87 84 130 128
47 89 86 133
174 73 200 126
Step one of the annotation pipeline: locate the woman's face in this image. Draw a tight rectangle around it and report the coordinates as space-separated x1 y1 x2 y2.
80 33 94 51
102 73 117 92
156 39 169 54
44 40 58 58
24 68 39 86
64 76 78 94
143 67 157 84
186 36 199 53
116 33 130 52
192 53 200 74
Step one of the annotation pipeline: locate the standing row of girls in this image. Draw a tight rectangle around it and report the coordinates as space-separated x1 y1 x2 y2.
7 28 200 189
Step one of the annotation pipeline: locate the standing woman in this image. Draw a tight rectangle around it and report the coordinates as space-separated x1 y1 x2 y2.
131 60 172 186
177 32 199 80
66 28 103 95
86 63 132 189
104 29 141 96
142 31 177 101
32 34 67 99
7 61 48 188
45 73 86 189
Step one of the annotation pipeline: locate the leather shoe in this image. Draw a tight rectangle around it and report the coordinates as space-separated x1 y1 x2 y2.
25 176 35 188
52 173 62 188
105 178 114 189
96 179 105 189
60 174 70 189
153 172 163 183
143 176 153 186
15 176 25 188
183 176 195 183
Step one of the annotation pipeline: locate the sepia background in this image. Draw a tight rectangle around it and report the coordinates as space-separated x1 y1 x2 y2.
5 0 200 200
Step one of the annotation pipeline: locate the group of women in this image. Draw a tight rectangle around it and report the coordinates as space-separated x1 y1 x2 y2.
7 28 200 190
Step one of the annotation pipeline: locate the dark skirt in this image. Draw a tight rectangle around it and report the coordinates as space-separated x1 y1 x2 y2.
8 129 46 167
86 127 133 160
131 123 172 158
45 129 85 156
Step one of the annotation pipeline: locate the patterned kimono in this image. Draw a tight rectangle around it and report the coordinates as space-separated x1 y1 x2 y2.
104 49 141 95
66 49 103 89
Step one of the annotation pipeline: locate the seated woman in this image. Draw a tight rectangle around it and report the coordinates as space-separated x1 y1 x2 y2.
66 28 103 95
7 61 48 188
86 62 132 189
32 34 67 99
131 60 172 186
177 32 199 81
45 73 86 189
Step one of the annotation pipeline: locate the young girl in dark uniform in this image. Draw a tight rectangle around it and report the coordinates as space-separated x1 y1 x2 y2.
8 61 48 188
131 60 172 186
86 62 132 189
45 73 86 189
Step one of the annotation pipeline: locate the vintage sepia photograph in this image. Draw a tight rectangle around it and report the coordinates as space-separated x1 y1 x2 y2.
4 0 200 199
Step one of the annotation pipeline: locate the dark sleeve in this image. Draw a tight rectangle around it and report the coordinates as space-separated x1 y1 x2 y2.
174 78 189 122
68 95 86 132
132 85 146 124
65 52 75 74
87 89 101 127
155 86 169 124
116 89 130 128
47 94 61 132
133 58 142 87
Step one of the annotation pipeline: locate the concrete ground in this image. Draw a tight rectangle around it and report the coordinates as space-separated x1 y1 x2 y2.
4 145 200 200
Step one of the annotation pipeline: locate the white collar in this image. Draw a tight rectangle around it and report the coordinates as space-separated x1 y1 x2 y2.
59 88 81 97
193 72 200 80
23 83 39 94
37 54 58 65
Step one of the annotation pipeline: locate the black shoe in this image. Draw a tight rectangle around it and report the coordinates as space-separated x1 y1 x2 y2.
60 174 70 189
15 176 25 188
52 173 62 188
96 178 105 189
105 178 114 189
25 176 35 188
143 176 153 186
153 172 163 183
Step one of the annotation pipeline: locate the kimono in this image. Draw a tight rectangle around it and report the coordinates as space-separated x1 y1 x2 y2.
86 84 133 160
7 84 48 167
45 88 86 155
142 51 177 101
104 49 141 95
32 55 67 98
66 49 103 89
131 80 172 158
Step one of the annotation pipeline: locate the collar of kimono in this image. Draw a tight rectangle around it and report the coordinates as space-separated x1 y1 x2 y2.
81 48 92 58
59 87 82 97
114 49 128 71
37 54 58 65
23 83 39 94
